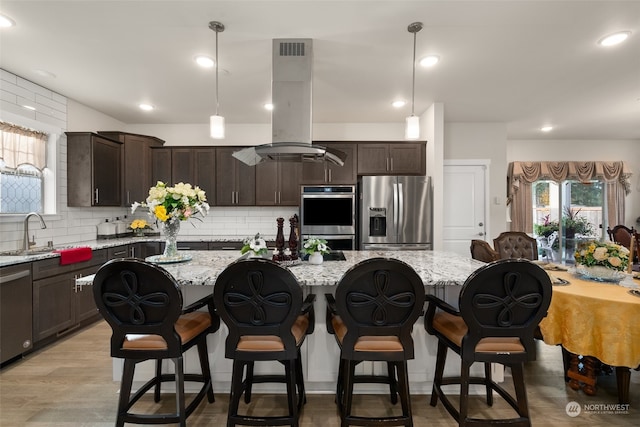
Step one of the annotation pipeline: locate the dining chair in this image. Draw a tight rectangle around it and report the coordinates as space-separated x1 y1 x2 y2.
470 239 500 263
213 258 315 427
424 259 552 427
93 258 220 427
607 224 635 248
325 257 425 427
537 231 557 261
493 231 539 260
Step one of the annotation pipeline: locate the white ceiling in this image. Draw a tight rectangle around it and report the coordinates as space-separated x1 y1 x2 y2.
1 0 639 140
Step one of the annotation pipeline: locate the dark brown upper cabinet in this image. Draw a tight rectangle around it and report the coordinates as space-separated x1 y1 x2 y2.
255 160 302 206
98 132 164 206
357 142 425 175
301 142 357 184
66 132 122 207
215 147 255 206
151 147 216 202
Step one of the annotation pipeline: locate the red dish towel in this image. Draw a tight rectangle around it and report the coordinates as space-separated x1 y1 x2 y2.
54 247 93 265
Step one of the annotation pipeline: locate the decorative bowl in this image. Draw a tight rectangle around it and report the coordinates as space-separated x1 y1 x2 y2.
574 264 626 284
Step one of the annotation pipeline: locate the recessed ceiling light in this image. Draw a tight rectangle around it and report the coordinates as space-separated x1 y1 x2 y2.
0 14 15 28
22 105 36 111
392 100 406 108
33 69 56 78
195 55 214 68
264 103 274 111
419 55 440 67
541 126 553 132
138 103 154 111
598 31 631 47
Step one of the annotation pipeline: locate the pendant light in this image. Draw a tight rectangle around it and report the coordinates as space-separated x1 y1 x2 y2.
405 22 422 141
209 21 225 139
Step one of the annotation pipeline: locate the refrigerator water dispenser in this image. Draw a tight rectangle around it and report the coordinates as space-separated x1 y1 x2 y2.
368 208 387 237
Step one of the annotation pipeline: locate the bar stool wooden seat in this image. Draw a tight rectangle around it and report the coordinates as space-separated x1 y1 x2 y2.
93 258 220 427
424 259 552 427
213 258 315 427
325 258 425 427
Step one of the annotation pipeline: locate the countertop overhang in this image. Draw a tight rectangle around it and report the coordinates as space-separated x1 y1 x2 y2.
76 250 485 288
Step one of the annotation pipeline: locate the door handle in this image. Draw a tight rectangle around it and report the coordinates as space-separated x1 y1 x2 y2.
478 222 484 227
94 188 99 204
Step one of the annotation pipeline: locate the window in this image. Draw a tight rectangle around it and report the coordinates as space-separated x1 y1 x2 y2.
532 179 604 263
0 165 43 213
0 122 48 214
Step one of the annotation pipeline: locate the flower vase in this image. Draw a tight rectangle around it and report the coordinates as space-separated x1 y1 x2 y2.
575 264 625 283
161 220 181 258
308 252 323 265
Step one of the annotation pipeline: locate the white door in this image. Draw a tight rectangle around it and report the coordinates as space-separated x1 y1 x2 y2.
443 163 488 257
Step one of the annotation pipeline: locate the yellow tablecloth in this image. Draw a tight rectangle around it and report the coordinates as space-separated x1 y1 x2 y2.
539 270 640 368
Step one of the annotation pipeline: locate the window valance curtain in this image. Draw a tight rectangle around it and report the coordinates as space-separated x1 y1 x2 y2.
507 161 632 233
0 121 48 170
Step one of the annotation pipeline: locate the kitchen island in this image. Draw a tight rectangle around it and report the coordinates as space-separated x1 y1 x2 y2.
78 250 490 394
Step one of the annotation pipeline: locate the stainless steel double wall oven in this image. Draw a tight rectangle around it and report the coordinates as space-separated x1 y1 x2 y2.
299 185 356 250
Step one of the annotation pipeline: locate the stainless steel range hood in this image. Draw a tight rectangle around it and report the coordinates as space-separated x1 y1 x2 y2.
232 39 345 166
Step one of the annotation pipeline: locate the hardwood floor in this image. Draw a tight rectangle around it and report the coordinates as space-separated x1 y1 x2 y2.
0 320 638 426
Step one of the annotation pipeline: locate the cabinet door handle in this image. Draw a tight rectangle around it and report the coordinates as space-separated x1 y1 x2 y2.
328 169 332 182
94 188 99 204
235 191 239 204
324 169 328 182
231 191 235 204
127 191 130 205
390 157 394 171
275 192 278 204
386 158 389 171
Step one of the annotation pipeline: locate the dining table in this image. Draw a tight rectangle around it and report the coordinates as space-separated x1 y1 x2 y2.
538 267 640 404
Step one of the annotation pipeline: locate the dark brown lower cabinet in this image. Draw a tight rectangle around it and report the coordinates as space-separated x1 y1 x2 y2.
32 250 108 343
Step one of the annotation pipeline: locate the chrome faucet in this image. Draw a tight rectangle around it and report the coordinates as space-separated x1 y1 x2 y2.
22 212 47 253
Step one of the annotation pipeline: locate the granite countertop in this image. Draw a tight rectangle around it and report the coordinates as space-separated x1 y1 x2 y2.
76 250 485 288
0 235 246 267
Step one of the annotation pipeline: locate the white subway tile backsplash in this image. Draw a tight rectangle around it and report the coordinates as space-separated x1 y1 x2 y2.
0 89 17 104
0 69 18 84
17 76 54 98
1 80 36 101
0 99 37 120
35 93 66 113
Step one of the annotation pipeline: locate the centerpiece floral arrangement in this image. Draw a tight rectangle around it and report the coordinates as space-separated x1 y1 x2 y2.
574 240 630 271
241 233 269 257
131 181 209 224
302 237 330 255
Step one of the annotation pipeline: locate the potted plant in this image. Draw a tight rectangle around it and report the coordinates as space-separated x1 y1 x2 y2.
562 207 593 239
241 233 269 258
302 237 330 265
534 214 558 238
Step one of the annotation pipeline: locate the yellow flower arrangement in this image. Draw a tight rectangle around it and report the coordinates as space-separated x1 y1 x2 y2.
131 181 209 223
128 219 152 231
574 240 630 271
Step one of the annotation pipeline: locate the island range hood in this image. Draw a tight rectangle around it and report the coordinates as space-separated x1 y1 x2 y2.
232 39 346 166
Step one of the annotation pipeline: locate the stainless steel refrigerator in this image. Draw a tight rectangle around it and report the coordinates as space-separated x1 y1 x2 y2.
359 176 433 250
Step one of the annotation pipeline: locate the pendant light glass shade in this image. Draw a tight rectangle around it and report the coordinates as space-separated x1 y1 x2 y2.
210 115 225 139
405 22 422 141
209 21 225 140
405 115 420 140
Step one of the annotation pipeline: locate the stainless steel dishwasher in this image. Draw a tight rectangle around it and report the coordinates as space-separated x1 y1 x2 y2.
1 264 33 364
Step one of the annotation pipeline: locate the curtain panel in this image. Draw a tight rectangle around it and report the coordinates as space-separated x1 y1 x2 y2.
507 161 632 233
0 121 48 170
